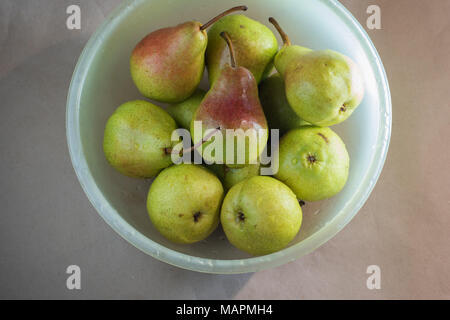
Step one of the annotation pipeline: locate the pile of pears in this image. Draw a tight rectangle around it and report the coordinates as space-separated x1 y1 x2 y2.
103 6 364 256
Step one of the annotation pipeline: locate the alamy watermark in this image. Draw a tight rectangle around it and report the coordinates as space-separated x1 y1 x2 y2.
168 123 279 175
66 265 81 290
67 4 381 31
366 265 381 290
367 4 382 30
66 5 81 30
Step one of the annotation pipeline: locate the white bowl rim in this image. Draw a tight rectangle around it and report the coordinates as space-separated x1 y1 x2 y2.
66 0 392 274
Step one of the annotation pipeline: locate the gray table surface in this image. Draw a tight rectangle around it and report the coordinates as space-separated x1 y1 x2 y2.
1 0 449 299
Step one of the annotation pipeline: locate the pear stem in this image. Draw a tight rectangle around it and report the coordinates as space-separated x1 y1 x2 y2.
200 5 248 31
268 17 291 46
220 32 237 68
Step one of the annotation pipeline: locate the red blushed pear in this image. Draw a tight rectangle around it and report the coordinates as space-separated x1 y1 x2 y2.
130 6 248 103
190 32 268 167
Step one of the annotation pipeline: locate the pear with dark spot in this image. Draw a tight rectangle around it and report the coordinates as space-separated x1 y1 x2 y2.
147 164 224 244
221 176 302 256
275 126 350 201
103 100 177 178
269 17 364 126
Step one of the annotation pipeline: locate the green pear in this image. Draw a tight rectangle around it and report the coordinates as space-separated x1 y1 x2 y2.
103 100 177 178
269 18 364 126
259 74 310 135
209 163 260 191
167 89 206 129
191 32 268 167
147 164 224 244
130 6 247 103
275 126 349 201
221 176 302 256
206 14 278 85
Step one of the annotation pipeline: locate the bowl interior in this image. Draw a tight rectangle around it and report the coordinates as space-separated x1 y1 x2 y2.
67 0 390 272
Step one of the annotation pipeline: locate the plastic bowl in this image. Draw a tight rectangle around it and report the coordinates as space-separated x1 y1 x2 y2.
66 0 391 273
